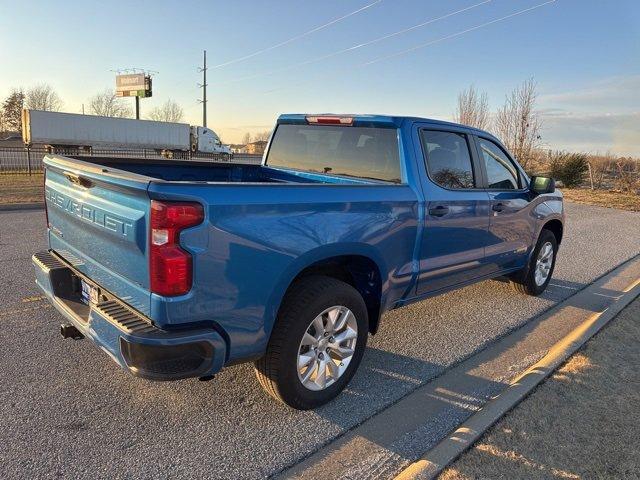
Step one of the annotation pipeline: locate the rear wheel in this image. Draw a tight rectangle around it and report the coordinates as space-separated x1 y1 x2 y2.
511 229 558 296
254 275 368 410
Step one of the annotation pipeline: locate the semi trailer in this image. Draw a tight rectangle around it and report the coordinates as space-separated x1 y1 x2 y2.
21 109 232 156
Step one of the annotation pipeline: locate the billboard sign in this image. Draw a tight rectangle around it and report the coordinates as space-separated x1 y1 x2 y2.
116 74 152 98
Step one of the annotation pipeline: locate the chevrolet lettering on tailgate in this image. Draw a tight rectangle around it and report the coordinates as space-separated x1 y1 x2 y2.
45 188 135 240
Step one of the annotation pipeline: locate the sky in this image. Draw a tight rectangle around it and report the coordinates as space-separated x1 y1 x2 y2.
1 0 638 154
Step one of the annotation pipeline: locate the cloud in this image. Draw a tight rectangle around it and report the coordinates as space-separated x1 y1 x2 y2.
541 111 640 156
537 76 640 156
539 75 640 113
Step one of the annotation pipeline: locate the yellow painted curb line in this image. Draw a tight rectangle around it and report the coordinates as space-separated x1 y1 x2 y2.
394 277 640 480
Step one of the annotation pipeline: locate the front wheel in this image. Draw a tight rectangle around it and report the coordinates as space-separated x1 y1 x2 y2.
511 229 558 296
254 276 368 410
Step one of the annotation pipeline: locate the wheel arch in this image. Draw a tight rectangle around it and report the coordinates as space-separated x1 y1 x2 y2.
542 218 564 244
266 245 387 338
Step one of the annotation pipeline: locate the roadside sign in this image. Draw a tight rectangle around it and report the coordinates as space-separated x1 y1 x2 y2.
115 74 152 98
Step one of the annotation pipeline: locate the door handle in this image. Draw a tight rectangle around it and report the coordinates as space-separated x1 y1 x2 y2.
428 205 449 217
492 202 505 212
64 171 93 188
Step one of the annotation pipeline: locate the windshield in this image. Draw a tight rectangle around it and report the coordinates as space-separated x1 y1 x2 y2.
266 124 401 183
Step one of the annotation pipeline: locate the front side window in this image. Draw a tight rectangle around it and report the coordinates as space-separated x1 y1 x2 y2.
266 124 401 183
421 130 475 189
478 138 520 189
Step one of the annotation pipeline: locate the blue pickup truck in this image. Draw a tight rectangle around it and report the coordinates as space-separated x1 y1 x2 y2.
33 114 563 409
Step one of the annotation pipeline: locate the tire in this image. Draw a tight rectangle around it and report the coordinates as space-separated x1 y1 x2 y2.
254 275 369 410
511 229 558 296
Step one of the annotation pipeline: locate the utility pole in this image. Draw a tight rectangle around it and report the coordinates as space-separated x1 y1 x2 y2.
135 96 140 120
198 50 208 127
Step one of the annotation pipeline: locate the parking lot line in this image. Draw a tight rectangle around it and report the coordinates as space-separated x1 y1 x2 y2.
394 273 640 480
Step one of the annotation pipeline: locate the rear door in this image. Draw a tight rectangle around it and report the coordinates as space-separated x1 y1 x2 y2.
472 135 535 272
44 155 152 315
415 126 492 295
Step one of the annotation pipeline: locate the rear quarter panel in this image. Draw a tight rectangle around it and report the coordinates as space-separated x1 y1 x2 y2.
147 182 419 363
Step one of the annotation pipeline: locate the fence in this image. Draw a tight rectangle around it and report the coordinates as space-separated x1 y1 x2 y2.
0 146 263 174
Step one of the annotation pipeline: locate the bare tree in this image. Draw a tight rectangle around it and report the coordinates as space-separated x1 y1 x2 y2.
241 132 252 145
494 79 542 170
147 99 184 122
25 84 62 111
1 89 25 131
454 85 489 130
88 89 132 118
253 130 272 142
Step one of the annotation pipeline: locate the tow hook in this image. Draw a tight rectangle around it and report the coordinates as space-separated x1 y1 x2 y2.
60 323 84 340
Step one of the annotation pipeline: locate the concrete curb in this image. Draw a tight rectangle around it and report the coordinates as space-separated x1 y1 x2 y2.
394 277 640 480
0 202 44 211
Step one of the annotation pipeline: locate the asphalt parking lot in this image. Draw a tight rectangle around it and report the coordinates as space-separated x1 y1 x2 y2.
1 202 639 479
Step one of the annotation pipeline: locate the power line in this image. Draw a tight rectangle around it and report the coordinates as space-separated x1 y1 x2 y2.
211 0 383 69
361 0 557 66
259 0 557 95
212 0 492 86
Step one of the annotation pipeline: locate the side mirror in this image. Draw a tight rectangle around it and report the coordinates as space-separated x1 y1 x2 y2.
530 176 555 195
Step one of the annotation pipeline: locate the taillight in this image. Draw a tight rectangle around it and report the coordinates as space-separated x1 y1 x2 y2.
149 201 204 296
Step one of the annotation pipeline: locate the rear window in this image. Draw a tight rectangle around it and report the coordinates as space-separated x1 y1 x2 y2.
266 124 401 183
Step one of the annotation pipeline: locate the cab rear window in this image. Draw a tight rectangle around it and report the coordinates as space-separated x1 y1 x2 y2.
266 124 401 183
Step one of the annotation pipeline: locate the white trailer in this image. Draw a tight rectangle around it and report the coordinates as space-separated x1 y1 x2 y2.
21 109 231 155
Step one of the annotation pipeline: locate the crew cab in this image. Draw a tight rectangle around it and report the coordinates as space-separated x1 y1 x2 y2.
33 114 564 409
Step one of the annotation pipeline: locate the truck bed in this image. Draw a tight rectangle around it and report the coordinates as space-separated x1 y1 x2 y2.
70 156 284 183
66 156 384 185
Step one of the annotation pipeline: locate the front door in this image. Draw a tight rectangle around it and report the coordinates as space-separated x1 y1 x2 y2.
474 136 535 272
416 127 492 295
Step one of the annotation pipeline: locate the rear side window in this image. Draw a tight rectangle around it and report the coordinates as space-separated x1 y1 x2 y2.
421 130 475 189
478 138 520 190
266 124 401 183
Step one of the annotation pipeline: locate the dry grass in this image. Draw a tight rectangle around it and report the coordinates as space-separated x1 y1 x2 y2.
440 298 640 480
562 188 640 211
0 173 43 204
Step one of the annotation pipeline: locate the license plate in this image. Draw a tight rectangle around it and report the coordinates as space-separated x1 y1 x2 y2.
81 280 99 305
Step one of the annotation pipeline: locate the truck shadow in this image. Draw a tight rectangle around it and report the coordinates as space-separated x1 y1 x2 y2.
278 271 634 477
313 346 505 435
273 345 509 478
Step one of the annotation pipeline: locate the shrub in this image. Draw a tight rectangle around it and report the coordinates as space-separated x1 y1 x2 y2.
548 151 588 188
615 160 640 193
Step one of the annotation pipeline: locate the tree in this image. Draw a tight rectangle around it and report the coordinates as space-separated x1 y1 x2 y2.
25 84 62 111
147 99 184 122
88 89 132 118
253 130 272 142
494 79 542 170
1 89 25 131
453 85 489 130
241 132 252 145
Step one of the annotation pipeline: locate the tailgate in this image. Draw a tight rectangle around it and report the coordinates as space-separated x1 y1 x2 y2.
43 155 152 315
